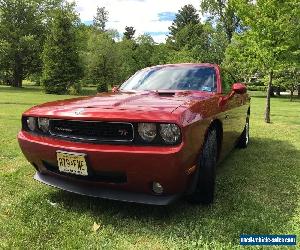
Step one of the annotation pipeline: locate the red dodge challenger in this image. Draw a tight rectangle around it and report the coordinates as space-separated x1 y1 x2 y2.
18 63 250 205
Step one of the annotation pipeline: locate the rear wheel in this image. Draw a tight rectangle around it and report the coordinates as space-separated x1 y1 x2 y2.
187 128 218 205
237 117 250 149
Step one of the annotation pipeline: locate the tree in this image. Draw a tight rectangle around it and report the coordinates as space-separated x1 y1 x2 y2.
223 33 258 83
168 4 199 42
93 6 108 32
167 50 196 64
150 44 170 66
200 0 241 42
0 0 62 87
273 65 300 101
42 4 82 94
83 32 120 92
0 39 10 84
173 23 205 50
123 26 136 40
134 34 155 69
167 4 228 65
206 23 229 64
234 0 300 123
172 22 228 64
117 39 138 81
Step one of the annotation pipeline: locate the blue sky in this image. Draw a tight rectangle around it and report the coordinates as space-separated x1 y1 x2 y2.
70 0 201 43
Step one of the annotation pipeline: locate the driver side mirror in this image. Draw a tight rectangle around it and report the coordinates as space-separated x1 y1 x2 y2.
112 85 120 93
232 83 247 94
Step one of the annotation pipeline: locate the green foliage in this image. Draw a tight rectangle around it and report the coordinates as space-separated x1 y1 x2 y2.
69 81 82 95
0 39 10 84
172 22 228 64
222 33 258 83
123 26 136 40
42 4 82 94
168 4 199 41
28 72 42 86
233 0 299 73
220 67 237 94
200 0 241 42
93 6 108 32
83 31 120 92
167 4 228 65
203 23 229 64
273 64 300 100
106 29 120 41
0 0 62 87
1 0 299 104
247 85 267 92
225 0 300 121
134 35 155 69
173 23 205 50
150 44 170 65
0 1 248 93
116 39 138 81
167 50 196 64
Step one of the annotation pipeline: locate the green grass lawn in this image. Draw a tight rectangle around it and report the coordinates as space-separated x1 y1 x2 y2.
0 85 299 249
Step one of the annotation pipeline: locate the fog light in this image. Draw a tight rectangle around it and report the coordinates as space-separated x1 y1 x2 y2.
152 182 164 194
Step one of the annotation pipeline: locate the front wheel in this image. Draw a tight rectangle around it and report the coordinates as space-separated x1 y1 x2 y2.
187 128 218 205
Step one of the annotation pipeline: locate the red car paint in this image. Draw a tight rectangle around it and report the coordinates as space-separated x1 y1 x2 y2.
18 63 250 205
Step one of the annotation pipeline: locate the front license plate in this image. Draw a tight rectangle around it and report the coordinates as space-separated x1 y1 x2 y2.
57 151 88 176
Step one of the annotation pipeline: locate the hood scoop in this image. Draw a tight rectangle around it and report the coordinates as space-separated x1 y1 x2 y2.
157 92 176 97
155 90 192 97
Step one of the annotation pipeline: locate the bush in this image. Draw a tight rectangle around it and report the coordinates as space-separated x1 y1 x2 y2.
69 82 82 95
250 80 264 87
247 85 267 91
43 80 69 94
97 82 108 93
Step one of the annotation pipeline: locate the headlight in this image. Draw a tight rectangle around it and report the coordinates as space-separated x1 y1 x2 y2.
160 124 181 145
138 123 157 142
26 117 37 131
38 118 50 133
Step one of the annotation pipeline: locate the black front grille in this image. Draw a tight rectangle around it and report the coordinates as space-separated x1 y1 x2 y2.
42 161 127 183
49 120 134 143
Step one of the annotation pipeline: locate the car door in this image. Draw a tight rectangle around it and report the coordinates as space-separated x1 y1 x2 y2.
218 70 246 158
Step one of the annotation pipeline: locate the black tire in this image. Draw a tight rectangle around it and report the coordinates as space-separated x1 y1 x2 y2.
187 128 218 205
237 117 250 149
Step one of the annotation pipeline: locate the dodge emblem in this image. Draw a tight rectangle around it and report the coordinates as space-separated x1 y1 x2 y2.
75 108 85 115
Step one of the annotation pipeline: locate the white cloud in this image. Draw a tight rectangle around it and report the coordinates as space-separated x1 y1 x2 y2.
69 0 202 43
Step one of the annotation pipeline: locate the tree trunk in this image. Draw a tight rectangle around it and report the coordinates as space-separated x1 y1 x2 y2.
290 85 294 102
12 73 22 87
11 55 23 88
298 85 300 98
264 70 273 123
270 86 275 97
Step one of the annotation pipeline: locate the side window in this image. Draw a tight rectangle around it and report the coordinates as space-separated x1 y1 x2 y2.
221 69 236 95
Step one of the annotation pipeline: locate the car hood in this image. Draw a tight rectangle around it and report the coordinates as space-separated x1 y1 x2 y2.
24 91 213 123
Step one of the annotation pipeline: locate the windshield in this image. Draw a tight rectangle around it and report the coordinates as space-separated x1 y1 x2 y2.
120 66 217 92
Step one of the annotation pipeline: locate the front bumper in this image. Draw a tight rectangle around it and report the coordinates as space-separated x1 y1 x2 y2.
35 172 180 205
18 131 197 204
